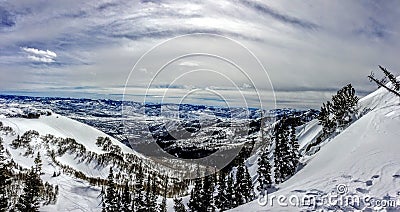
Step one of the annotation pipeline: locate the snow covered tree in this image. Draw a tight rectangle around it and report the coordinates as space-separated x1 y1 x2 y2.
214 172 227 211
201 175 215 211
332 84 359 128
159 176 168 212
234 164 254 206
317 84 359 144
150 173 158 211
16 168 43 212
274 117 301 184
34 152 42 175
273 121 287 184
257 147 272 196
173 197 186 212
242 165 254 203
318 101 336 135
188 177 202 211
0 139 11 211
144 172 157 211
121 181 131 212
225 173 235 209
105 167 118 212
368 66 400 97
145 173 152 210
134 163 145 211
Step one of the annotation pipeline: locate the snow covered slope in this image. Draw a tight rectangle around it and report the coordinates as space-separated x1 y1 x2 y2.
233 85 400 211
0 113 144 211
1 114 136 155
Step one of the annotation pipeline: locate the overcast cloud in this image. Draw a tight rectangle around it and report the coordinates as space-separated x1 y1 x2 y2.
1 0 400 109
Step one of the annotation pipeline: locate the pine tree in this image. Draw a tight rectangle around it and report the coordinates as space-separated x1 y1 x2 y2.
201 175 214 211
121 181 131 212
225 173 235 210
243 165 254 203
134 163 145 211
288 124 299 176
173 197 186 212
0 140 11 212
274 118 292 184
144 172 157 211
144 173 152 210
214 172 227 211
150 173 158 211
34 152 42 175
234 165 245 207
16 168 42 212
257 147 272 196
188 177 202 211
368 66 400 97
105 167 118 211
100 186 106 212
159 176 168 212
379 65 400 91
234 164 254 206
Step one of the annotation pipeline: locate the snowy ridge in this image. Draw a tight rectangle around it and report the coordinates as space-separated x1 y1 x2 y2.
0 113 146 211
234 82 400 211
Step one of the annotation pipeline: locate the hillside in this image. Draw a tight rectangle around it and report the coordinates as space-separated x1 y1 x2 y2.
233 83 400 210
0 113 146 211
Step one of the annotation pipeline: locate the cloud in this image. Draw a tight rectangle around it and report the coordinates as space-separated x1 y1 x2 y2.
27 55 55 63
0 6 16 29
21 47 57 63
239 0 318 29
1 0 400 108
22 47 57 58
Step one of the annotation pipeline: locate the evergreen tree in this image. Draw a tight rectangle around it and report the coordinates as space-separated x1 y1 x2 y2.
121 181 131 212
188 177 202 212
34 152 42 175
257 147 272 196
234 165 245 207
214 172 227 211
318 101 335 135
159 176 168 212
318 84 359 137
274 118 292 184
332 84 359 128
274 118 300 184
144 174 152 210
225 173 235 210
16 168 42 212
134 163 145 211
150 173 158 211
234 164 254 206
379 65 400 91
144 172 157 211
288 124 300 176
242 165 254 203
173 197 186 212
0 140 11 212
201 175 214 211
105 167 118 212
100 186 106 212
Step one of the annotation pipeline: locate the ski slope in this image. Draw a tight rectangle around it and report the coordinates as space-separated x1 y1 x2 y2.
233 84 400 211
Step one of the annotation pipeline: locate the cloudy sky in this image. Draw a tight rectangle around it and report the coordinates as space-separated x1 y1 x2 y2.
1 0 400 109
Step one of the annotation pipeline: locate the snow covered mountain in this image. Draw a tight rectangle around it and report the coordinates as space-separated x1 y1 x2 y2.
1 80 398 211
0 113 147 211
233 82 400 211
